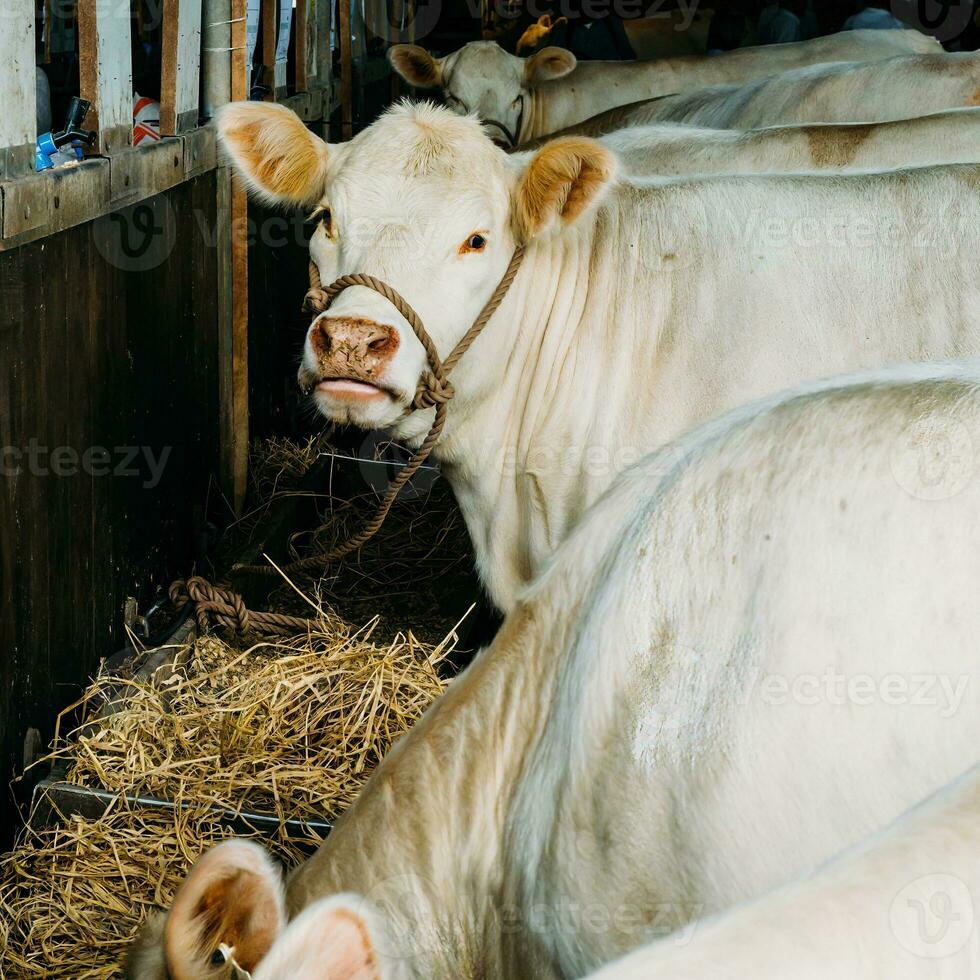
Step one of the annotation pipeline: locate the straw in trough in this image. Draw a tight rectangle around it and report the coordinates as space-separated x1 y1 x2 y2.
0 432 476 977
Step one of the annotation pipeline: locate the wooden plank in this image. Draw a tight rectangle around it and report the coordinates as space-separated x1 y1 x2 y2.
183 125 216 178
226 0 249 512
315 0 332 102
261 0 277 99
339 0 352 139
0 132 221 251
109 137 186 204
0 0 37 177
216 168 249 513
201 0 232 117
295 0 309 92
280 89 322 121
0 160 110 244
77 0 135 155
161 0 204 135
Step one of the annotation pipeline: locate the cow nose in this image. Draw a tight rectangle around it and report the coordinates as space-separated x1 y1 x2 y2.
317 316 398 357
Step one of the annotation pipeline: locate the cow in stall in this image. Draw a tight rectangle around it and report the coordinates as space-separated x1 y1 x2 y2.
387 30 938 145
543 51 980 138
591 107 980 178
216 101 980 613
127 359 980 979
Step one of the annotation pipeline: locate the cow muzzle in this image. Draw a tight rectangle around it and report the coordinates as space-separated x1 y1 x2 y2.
302 314 402 403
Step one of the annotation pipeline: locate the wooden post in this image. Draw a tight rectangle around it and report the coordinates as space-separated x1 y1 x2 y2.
77 0 134 155
339 0 353 139
315 0 333 115
161 0 204 134
0 0 37 177
201 0 232 118
261 0 277 98
211 0 250 514
296 0 310 92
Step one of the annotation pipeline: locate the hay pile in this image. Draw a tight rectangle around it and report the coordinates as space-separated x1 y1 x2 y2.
0 618 458 978
0 803 309 979
0 436 475 979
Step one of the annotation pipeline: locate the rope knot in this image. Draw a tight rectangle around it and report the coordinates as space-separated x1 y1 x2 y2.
413 373 455 411
303 288 329 314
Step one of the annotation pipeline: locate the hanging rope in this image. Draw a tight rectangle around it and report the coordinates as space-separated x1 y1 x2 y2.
233 246 526 579
168 247 526 636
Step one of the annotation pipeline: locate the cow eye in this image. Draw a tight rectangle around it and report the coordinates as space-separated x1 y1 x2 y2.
460 233 487 254
210 948 227 966
308 205 332 235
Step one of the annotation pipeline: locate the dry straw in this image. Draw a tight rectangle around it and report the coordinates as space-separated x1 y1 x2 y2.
0 437 471 979
0 616 459 978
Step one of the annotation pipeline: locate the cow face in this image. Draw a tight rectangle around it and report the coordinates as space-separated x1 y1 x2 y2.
388 41 576 147
217 101 614 439
125 839 393 980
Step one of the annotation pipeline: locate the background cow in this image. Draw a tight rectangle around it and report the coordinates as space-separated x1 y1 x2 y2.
388 31 938 144
590 108 980 177
543 51 980 135
129 359 980 979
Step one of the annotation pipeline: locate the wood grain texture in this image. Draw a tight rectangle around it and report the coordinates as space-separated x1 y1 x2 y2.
77 0 135 154
161 0 204 134
0 0 37 177
340 0 353 139
0 176 221 847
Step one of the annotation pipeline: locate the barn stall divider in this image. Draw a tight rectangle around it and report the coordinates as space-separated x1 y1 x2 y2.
0 0 436 856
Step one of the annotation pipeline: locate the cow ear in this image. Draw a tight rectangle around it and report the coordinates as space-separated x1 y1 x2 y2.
512 137 616 240
163 840 286 978
388 44 443 88
523 46 576 86
254 894 392 980
216 102 332 209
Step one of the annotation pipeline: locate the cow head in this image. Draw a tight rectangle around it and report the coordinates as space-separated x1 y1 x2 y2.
217 101 615 443
125 839 393 980
387 41 576 147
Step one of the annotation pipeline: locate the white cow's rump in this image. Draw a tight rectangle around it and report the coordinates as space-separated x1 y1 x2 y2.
547 51 980 135
589 762 980 979
129 360 980 980
388 30 939 144
216 101 980 612
591 108 980 178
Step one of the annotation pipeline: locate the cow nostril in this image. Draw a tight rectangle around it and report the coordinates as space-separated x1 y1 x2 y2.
368 336 390 352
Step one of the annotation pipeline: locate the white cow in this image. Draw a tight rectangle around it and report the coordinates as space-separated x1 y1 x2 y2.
128 359 980 979
589 762 980 979
388 31 939 145
595 107 980 178
217 100 980 612
572 51 980 132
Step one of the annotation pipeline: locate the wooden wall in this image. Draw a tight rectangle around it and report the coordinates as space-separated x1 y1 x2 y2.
0 174 221 842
